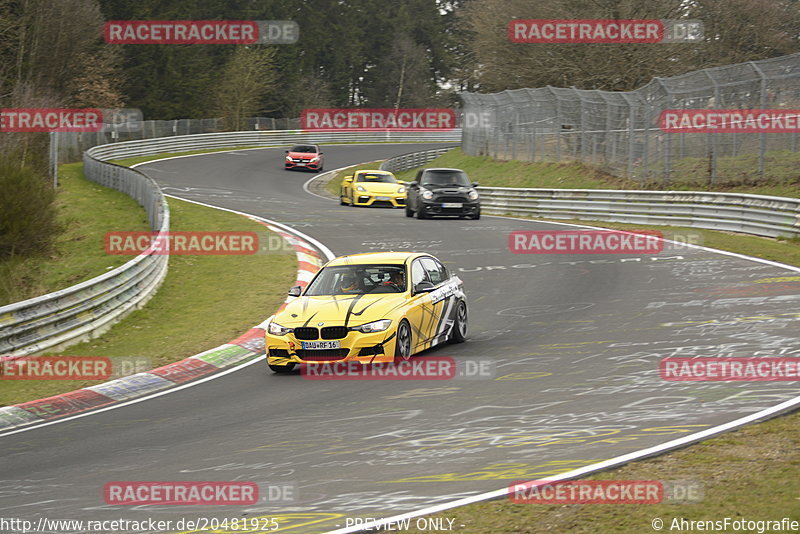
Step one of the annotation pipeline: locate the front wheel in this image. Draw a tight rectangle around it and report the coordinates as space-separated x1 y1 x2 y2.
448 300 468 343
268 363 296 374
471 210 481 220
415 206 427 219
394 320 413 362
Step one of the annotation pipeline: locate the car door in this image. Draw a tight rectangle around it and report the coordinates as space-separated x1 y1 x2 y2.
404 258 439 350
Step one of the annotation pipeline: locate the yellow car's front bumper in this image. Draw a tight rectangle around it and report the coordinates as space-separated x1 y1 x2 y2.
352 192 406 207
266 328 399 366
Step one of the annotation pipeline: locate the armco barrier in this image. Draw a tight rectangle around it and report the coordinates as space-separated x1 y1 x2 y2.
478 188 800 239
379 146 457 173
379 149 800 239
0 130 459 358
0 155 169 358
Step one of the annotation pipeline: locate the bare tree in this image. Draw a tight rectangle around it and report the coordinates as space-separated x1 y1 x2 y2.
212 47 279 131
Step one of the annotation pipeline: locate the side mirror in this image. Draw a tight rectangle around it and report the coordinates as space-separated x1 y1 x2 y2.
413 281 435 294
287 286 302 297
285 149 289 153
472 182 479 187
409 181 419 187
318 152 323 155
342 176 353 183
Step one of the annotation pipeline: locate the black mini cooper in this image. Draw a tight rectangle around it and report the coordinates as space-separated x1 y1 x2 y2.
405 168 481 220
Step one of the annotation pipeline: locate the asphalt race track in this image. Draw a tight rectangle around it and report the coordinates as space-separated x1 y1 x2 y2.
2 143 800 533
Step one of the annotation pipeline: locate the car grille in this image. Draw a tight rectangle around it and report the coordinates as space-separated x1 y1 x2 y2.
293 327 318 340
268 349 290 358
436 196 468 203
321 326 349 339
297 349 350 361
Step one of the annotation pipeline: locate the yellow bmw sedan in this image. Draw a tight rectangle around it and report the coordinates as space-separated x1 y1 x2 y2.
265 252 468 373
339 170 407 207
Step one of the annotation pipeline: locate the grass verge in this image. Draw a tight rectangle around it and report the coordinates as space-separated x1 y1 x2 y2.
0 163 296 407
398 410 800 533
0 162 150 305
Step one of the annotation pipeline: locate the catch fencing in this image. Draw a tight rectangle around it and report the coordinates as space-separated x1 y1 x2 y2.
461 53 800 184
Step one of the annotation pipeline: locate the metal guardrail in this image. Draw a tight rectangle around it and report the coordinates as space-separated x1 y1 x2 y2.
0 153 170 357
0 130 460 357
380 148 800 239
479 188 800 239
89 130 461 161
379 146 458 173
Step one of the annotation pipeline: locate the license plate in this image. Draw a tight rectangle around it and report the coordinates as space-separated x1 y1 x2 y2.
376 196 390 201
295 162 306 166
301 340 341 350
442 202 463 208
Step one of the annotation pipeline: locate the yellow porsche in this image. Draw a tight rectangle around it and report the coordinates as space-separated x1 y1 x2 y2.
265 252 468 373
339 170 407 207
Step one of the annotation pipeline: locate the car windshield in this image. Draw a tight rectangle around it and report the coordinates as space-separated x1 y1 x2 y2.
420 170 470 187
304 264 407 296
356 173 397 184
290 145 317 153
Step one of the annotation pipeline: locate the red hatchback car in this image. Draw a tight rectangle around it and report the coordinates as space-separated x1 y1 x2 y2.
284 144 324 172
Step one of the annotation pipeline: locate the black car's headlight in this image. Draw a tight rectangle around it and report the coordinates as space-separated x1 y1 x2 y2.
468 189 479 201
421 189 434 200
267 321 293 336
352 319 392 333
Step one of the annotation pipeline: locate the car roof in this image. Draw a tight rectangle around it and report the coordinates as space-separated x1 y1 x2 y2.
420 167 464 172
355 169 394 175
325 252 430 266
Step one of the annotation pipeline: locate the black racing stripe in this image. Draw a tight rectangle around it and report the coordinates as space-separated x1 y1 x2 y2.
344 295 382 327
302 312 318 327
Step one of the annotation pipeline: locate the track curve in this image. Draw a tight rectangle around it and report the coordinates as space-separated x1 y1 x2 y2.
2 142 799 533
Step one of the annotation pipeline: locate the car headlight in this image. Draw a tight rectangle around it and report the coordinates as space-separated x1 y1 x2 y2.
468 189 479 200
356 185 367 192
397 186 406 194
267 321 293 336
285 156 292 161
421 189 434 200
310 156 320 162
352 319 392 333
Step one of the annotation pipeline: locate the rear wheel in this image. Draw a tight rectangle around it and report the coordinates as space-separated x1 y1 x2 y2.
394 320 412 362
448 301 468 343
268 363 296 374
339 189 347 205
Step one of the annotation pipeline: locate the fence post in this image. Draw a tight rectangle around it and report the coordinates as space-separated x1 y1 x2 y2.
749 61 768 181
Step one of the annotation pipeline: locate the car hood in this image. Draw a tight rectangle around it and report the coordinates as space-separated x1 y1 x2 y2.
275 293 407 327
288 151 318 158
356 182 403 194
